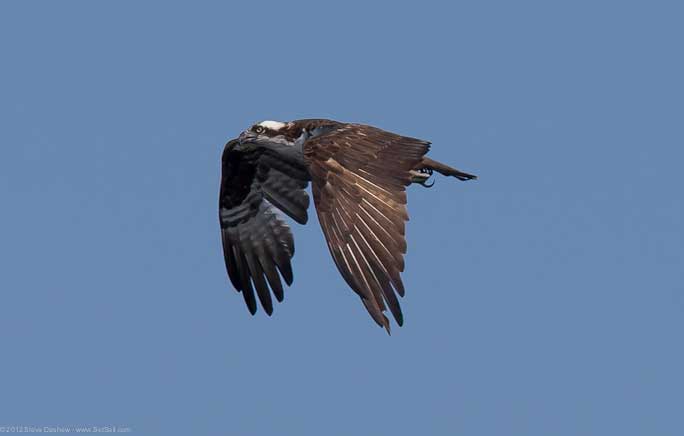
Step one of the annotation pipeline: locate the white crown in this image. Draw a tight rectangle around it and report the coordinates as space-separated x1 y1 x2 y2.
258 120 286 131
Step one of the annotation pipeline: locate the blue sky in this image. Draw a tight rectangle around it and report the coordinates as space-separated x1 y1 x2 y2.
1 1 682 435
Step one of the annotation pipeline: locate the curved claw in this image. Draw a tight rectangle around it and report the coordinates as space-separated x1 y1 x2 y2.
420 179 435 188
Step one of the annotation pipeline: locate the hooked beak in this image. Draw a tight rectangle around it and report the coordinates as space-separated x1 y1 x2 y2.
238 130 256 145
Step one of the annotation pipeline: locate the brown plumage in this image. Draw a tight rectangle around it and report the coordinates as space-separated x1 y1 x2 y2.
219 119 476 332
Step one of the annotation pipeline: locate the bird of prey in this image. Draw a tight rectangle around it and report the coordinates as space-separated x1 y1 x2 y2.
219 119 476 332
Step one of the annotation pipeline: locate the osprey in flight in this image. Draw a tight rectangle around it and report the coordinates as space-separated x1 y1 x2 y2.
219 119 476 332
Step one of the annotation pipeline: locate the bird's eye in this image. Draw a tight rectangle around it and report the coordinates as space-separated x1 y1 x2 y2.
254 126 265 134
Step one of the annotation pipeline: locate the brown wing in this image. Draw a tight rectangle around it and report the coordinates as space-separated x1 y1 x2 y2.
219 140 310 316
303 123 430 332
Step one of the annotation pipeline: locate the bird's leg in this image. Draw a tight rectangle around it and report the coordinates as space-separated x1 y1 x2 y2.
410 168 435 188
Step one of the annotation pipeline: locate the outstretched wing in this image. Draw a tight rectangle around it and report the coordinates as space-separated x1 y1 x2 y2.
303 124 430 331
219 139 310 315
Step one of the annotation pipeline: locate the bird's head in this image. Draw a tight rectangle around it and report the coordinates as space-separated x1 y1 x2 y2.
238 120 303 146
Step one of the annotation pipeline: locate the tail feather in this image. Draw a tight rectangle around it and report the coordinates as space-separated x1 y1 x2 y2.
418 157 477 181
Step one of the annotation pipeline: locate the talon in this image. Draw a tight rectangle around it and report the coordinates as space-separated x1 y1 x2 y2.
411 167 436 187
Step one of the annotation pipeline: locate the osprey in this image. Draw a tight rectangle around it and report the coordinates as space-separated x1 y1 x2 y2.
219 119 476 332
